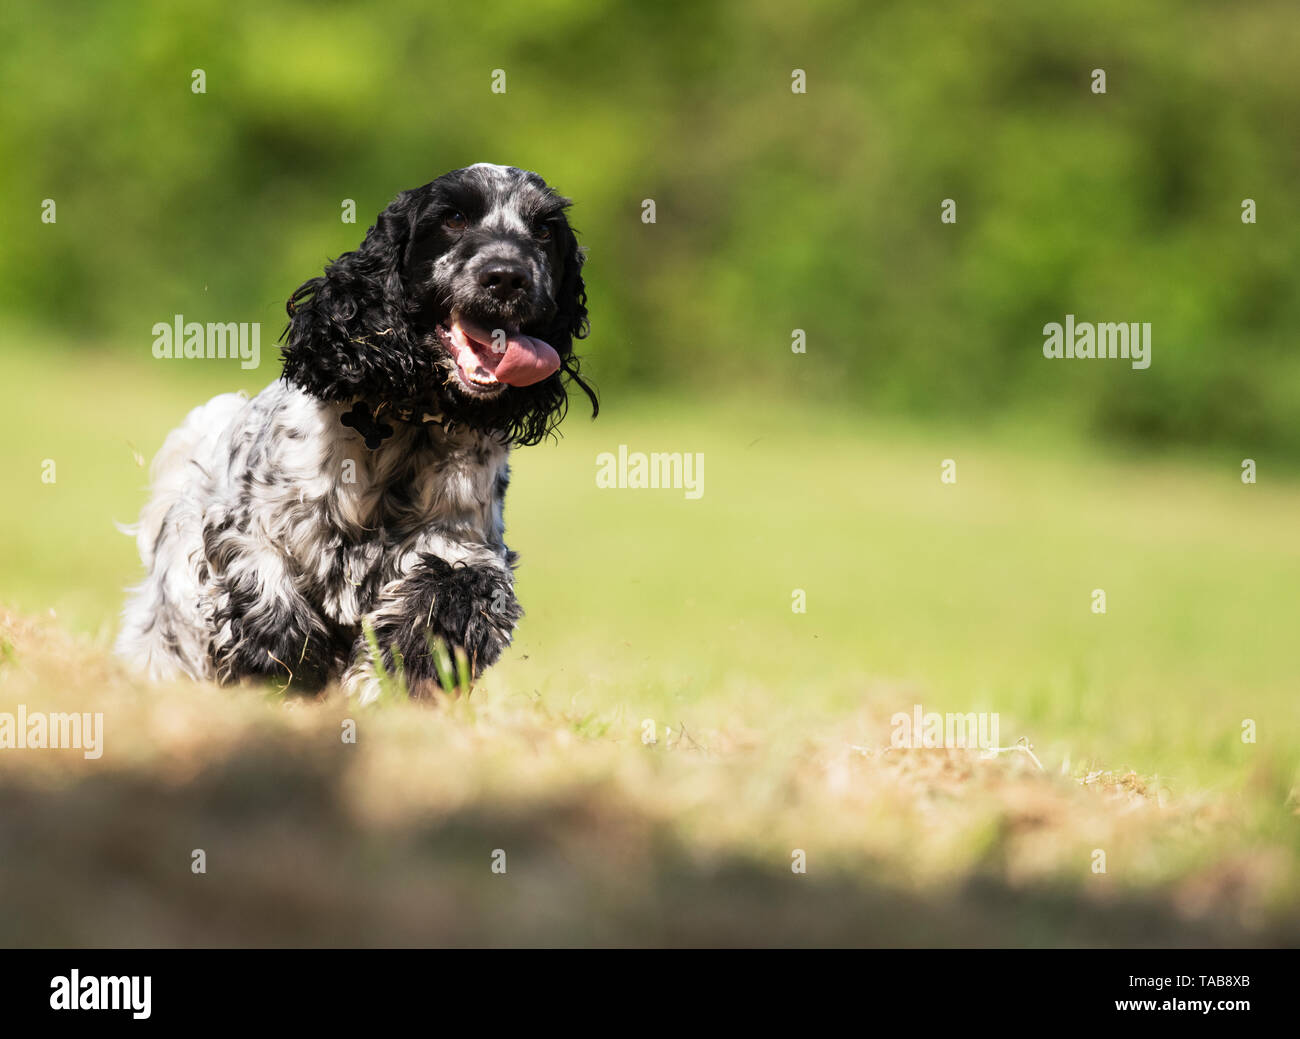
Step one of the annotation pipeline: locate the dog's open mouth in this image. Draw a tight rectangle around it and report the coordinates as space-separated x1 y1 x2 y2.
438 314 561 395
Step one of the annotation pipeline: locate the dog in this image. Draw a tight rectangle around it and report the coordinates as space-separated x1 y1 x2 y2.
116 164 595 700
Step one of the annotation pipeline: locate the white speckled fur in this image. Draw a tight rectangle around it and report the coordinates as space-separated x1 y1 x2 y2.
116 380 512 696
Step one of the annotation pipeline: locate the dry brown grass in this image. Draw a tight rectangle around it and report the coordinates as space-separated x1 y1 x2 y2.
1 607 1296 947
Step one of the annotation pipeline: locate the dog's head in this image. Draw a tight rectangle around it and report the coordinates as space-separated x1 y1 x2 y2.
281 164 595 445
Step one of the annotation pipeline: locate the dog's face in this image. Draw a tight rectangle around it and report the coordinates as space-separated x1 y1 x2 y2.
405 165 569 400
281 164 595 445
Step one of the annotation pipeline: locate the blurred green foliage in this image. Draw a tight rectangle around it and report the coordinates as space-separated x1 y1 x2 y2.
2 0 1298 452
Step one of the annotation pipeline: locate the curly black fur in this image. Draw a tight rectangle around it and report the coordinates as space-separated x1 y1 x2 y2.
358 555 523 695
280 164 597 446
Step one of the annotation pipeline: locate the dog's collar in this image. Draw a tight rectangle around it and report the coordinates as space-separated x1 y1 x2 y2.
340 400 445 450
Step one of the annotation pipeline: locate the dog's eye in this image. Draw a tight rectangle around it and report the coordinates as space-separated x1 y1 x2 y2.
535 224 553 242
444 211 469 230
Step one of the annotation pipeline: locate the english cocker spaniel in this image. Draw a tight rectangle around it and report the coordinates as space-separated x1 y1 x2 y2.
116 164 595 700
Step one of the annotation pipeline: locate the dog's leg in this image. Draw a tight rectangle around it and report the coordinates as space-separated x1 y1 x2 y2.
206 531 339 693
342 554 521 702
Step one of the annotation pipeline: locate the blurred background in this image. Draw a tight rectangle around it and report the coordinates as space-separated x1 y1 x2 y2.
2 0 1299 452
1 1 1299 946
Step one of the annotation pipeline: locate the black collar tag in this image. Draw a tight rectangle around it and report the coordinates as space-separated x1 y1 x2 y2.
340 401 445 450
340 402 394 450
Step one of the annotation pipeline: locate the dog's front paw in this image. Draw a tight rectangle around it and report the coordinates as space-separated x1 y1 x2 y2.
353 555 522 697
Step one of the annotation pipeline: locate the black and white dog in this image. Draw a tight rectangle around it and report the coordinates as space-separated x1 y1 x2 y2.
116 164 595 700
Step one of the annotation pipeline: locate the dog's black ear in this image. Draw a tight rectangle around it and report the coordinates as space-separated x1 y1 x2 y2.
280 190 432 402
548 219 598 418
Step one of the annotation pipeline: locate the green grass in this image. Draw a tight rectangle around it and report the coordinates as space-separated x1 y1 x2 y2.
2 329 1298 945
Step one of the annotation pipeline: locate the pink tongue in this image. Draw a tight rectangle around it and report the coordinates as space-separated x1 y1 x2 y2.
494 334 561 386
454 317 560 387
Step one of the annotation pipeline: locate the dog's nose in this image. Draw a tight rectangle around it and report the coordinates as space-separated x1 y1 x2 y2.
477 264 532 301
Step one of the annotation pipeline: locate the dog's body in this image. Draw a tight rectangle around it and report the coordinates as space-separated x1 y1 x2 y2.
116 164 593 699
